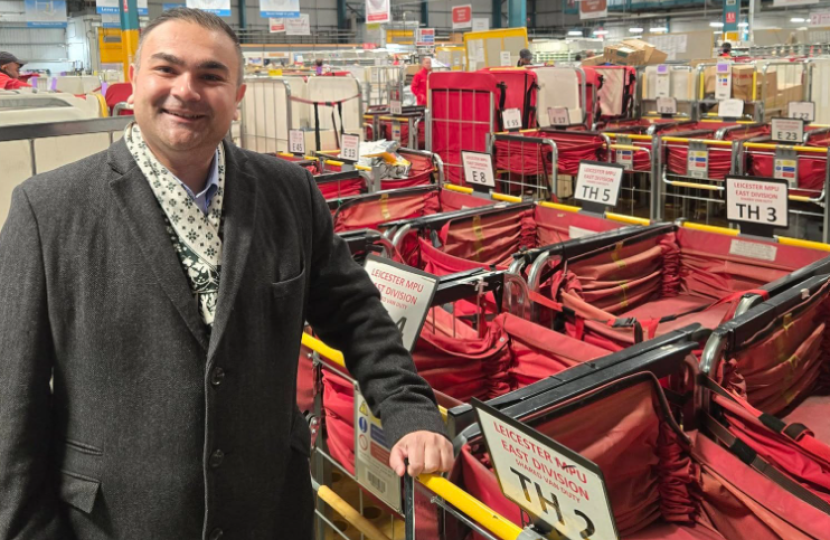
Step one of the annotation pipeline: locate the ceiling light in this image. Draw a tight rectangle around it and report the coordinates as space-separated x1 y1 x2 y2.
710 22 724 28
738 22 748 27
791 17 806 22
568 30 583 36
649 26 668 33
629 27 644 33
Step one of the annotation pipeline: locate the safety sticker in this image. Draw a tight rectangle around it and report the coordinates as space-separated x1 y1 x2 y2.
354 389 401 512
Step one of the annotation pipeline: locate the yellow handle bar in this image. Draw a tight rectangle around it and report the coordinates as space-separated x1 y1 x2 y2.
681 221 739 236
605 133 653 141
491 193 523 203
744 142 827 153
609 144 647 152
606 213 650 226
315 485 391 540
661 137 733 147
539 201 581 213
667 181 722 191
444 184 474 194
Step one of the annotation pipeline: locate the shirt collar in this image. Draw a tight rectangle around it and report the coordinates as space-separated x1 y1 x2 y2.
178 150 220 201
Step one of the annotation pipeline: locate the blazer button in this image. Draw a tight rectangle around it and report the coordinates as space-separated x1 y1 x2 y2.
209 449 225 469
211 367 225 387
209 528 223 540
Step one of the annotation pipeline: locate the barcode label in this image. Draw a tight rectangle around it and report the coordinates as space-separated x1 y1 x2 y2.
367 470 386 493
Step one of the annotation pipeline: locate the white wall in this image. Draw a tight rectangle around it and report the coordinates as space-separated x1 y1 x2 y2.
0 0 75 73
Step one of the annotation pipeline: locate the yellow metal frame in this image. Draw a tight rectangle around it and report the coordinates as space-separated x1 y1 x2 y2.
605 133 654 142
743 142 827 154
491 193 522 203
443 184 474 194
661 137 733 147
462 27 528 71
607 213 651 226
681 221 830 250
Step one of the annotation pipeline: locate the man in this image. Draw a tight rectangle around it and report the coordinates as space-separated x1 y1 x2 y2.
720 42 733 57
0 8 452 540
0 51 31 90
410 56 431 106
518 48 533 67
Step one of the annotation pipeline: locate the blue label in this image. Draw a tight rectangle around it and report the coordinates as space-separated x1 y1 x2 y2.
358 417 368 433
370 424 387 447
260 10 299 17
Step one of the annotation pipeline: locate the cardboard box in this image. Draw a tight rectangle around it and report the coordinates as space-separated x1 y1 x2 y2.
580 54 607 67
621 39 668 65
604 44 645 66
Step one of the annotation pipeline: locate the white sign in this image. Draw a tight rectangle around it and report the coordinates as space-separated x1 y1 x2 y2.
366 0 391 24
364 255 438 351
656 97 677 115
97 0 147 15
475 401 620 540
269 18 286 32
687 149 709 179
655 71 671 98
719 98 744 118
771 118 805 144
285 13 310 35
788 101 815 122
24 0 67 27
810 9 830 26
575 161 624 207
472 17 490 31
452 4 473 29
260 0 299 18
548 107 570 126
341 133 361 161
389 100 402 115
579 0 608 20
416 28 435 46
726 177 789 229
186 0 230 16
773 158 798 188
502 108 522 130
355 389 401 511
289 129 305 154
462 151 496 188
715 63 732 101
500 51 513 67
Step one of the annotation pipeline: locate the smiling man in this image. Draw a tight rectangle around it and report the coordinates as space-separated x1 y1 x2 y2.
0 8 451 540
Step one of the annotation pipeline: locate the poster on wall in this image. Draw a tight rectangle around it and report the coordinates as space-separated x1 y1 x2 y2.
452 4 472 29
269 18 285 32
366 0 391 24
97 0 148 16
260 0 299 19
285 13 310 35
25 0 67 27
472 17 489 31
186 0 231 17
579 0 607 20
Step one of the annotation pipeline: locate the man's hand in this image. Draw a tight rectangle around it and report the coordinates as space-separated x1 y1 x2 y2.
389 431 454 477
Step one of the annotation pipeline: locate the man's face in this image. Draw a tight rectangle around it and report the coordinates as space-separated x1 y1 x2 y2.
2 62 20 78
423 58 432 71
129 20 246 157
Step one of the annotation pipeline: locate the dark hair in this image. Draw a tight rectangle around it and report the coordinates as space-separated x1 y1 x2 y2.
315 59 323 67
575 54 582 61
135 7 244 84
722 42 732 52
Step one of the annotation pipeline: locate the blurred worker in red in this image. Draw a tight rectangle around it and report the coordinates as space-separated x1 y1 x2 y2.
411 56 431 106
0 51 31 90
720 42 733 57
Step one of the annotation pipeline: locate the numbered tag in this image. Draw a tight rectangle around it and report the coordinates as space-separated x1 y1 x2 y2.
771 118 804 144
341 133 361 161
655 65 670 98
788 101 815 122
474 399 620 540
718 98 744 118
687 149 709 179
548 106 570 126
500 50 512 67
502 108 522 130
774 158 798 188
391 121 401 143
656 97 677 115
354 389 401 512
289 129 305 154
575 160 625 208
715 63 732 101
726 176 789 232
363 254 438 351
389 100 402 115
462 151 496 188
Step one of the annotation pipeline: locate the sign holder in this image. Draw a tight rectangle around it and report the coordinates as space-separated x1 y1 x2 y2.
341 133 361 162
289 129 305 155
725 175 790 238
462 150 496 194
471 398 620 540
574 160 625 215
788 101 815 122
771 117 805 144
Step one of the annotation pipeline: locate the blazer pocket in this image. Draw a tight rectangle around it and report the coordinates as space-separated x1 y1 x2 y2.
58 471 100 514
271 266 306 300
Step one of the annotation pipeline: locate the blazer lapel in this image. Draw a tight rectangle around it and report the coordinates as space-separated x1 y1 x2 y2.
107 140 211 352
207 143 258 362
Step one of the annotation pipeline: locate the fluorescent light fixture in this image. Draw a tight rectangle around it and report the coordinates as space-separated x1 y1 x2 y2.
568 30 583 36
710 22 724 28
791 17 806 22
649 26 668 33
629 27 644 33
593 29 608 36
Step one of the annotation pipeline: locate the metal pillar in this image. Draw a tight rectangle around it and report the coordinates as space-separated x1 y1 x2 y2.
421 0 428 26
119 0 140 81
507 0 525 28
492 0 502 29
239 0 247 30
337 0 347 29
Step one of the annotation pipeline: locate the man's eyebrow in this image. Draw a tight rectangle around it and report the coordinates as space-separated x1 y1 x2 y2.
198 60 229 73
150 52 185 66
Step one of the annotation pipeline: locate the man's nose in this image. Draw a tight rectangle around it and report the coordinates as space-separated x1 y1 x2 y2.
170 73 200 102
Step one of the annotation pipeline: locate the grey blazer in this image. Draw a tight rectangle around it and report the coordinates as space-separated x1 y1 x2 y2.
0 139 445 539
